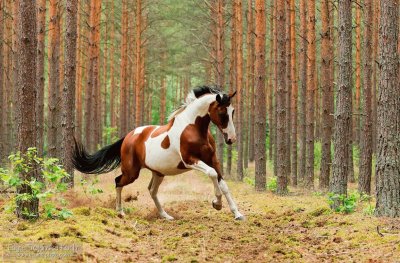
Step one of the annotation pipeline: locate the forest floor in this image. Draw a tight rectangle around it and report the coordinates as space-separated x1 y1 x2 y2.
0 165 399 262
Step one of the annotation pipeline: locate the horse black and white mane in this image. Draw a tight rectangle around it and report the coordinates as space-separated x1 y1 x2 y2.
168 85 230 120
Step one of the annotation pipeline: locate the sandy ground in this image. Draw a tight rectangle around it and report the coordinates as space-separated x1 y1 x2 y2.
1 167 399 262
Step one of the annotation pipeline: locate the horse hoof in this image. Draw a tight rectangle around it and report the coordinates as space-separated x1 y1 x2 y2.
212 201 222 211
235 215 246 221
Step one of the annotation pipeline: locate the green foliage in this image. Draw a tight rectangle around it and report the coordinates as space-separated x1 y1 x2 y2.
0 148 72 220
102 126 119 145
362 204 375 216
267 177 277 192
243 176 276 192
327 191 372 214
243 176 255 187
79 176 104 196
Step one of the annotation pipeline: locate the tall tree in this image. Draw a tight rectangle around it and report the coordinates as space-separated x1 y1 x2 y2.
61 0 78 183
235 0 244 180
289 0 297 186
0 0 4 161
16 0 39 219
216 0 225 172
254 0 266 191
354 2 362 146
375 0 399 218
35 0 46 156
48 0 61 157
305 0 316 189
276 0 288 195
298 0 307 184
227 0 236 176
320 0 334 190
358 0 374 195
119 0 128 135
135 0 143 127
248 0 255 163
330 0 353 209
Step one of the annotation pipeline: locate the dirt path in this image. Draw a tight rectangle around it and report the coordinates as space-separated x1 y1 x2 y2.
1 169 399 262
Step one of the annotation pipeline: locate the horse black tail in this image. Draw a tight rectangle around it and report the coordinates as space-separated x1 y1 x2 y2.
72 137 125 174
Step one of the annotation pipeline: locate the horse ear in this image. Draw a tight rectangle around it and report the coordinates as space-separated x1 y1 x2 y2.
229 91 237 98
216 94 222 104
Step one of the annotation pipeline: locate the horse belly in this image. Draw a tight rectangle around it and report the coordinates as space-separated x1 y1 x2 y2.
145 139 187 175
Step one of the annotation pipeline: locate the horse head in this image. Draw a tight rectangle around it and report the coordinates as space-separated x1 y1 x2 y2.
209 91 237 145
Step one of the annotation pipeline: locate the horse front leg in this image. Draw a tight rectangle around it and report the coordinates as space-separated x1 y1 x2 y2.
218 179 245 220
185 160 223 211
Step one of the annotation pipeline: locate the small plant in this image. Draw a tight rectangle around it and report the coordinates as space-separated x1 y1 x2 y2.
243 176 255 187
363 204 375 216
267 177 277 192
79 176 103 196
0 148 73 220
327 192 358 214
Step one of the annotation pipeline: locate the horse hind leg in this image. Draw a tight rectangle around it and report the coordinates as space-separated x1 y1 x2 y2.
115 168 140 217
148 172 174 220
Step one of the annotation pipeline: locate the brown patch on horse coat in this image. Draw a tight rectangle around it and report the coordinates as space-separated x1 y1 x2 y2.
208 102 229 130
179 115 222 180
151 118 175 138
118 126 157 187
161 135 170 149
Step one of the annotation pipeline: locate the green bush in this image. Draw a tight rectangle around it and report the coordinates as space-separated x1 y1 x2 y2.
267 177 277 192
327 191 372 214
0 148 73 220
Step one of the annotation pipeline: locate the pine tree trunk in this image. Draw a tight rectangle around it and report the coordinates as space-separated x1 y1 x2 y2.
61 0 78 184
354 3 362 146
235 0 244 180
374 0 399 218
268 0 274 163
305 0 315 189
254 0 266 191
227 0 236 177
110 0 116 128
320 0 334 190
330 0 353 209
16 0 39 219
35 0 46 157
249 0 255 163
119 0 128 135
0 0 4 162
298 0 307 184
216 0 225 172
285 0 291 182
358 0 373 195
276 0 288 195
372 0 380 153
289 0 297 186
135 0 142 127
48 0 61 157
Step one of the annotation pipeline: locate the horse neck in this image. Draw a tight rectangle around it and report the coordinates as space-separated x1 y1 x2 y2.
179 94 215 134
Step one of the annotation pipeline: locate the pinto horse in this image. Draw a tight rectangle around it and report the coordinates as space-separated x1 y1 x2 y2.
72 86 244 220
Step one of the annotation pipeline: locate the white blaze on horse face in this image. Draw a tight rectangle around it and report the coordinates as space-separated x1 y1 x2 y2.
222 105 236 143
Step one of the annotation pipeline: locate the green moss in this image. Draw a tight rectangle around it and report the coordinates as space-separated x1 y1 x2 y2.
73 207 91 216
162 254 178 262
309 207 331 217
16 223 28 231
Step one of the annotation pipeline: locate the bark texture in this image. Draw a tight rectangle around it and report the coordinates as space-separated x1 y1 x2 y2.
375 0 399 218
254 0 266 191
16 0 39 219
330 0 353 209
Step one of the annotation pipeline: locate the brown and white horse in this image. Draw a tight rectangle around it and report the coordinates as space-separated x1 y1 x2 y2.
72 86 244 220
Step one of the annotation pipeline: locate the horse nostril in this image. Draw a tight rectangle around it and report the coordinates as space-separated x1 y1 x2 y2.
227 139 232 145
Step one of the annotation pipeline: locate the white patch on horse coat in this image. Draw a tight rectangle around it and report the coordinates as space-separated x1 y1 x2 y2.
133 125 152 135
144 94 216 175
